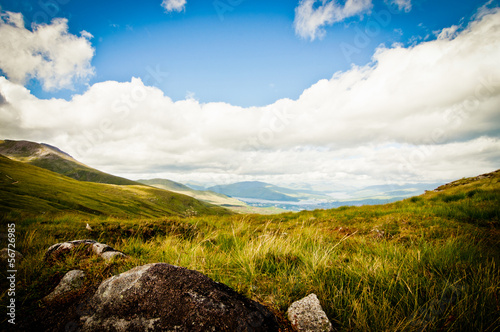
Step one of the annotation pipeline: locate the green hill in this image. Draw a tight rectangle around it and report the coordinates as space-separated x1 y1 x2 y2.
0 154 230 217
138 178 286 214
139 178 194 192
0 139 138 185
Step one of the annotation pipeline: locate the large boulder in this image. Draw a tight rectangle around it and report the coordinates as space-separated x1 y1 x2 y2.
287 293 333 332
45 240 126 262
81 263 279 331
44 270 86 302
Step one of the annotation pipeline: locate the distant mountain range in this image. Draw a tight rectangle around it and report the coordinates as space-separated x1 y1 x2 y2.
0 139 447 214
208 181 301 202
186 179 446 211
137 179 283 214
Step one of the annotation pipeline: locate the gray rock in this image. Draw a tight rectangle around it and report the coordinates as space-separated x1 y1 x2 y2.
45 240 126 262
100 251 127 261
91 242 115 256
0 248 23 265
287 293 333 332
44 270 86 302
81 263 279 332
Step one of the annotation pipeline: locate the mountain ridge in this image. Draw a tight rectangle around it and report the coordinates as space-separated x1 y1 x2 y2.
0 154 230 217
0 139 138 186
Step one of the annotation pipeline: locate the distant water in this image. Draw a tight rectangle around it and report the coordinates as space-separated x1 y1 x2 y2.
235 196 408 212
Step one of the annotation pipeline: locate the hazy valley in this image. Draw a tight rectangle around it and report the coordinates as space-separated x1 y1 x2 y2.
1 139 499 331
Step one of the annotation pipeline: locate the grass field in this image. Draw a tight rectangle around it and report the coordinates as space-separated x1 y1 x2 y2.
1 170 499 331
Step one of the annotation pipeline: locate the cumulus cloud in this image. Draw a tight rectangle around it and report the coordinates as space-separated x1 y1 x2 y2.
387 0 412 12
161 0 187 13
0 90 6 105
294 0 373 40
0 11 94 91
1 9 500 188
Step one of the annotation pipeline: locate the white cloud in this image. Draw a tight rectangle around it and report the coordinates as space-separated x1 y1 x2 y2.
1 9 500 188
80 30 94 39
0 11 94 91
387 0 412 13
294 0 373 40
161 0 187 13
436 25 460 40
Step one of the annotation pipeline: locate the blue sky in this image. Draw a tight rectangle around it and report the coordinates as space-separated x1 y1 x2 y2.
0 0 489 106
0 0 499 189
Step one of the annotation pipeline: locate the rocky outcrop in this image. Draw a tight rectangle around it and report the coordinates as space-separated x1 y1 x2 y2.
44 270 86 302
81 263 279 332
287 293 333 332
44 239 126 262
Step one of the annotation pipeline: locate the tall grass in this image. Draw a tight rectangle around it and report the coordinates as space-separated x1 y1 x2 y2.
1 182 499 331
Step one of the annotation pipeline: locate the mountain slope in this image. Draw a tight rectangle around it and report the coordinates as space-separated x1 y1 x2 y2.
139 178 194 192
138 178 285 214
0 139 138 185
0 155 230 217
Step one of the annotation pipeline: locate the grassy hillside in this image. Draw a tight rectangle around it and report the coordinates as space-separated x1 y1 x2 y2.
1 169 498 330
139 178 194 191
0 155 230 218
0 140 138 185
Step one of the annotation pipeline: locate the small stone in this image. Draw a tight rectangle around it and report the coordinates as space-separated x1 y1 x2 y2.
0 248 23 265
45 240 96 261
91 242 115 256
101 251 127 261
45 240 126 262
44 270 86 302
287 293 333 332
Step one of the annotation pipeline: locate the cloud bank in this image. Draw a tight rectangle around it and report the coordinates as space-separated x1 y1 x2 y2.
0 11 94 91
294 0 373 40
161 0 187 13
0 8 499 188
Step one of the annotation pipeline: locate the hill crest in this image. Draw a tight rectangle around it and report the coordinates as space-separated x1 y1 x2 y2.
0 139 138 186
0 154 230 217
